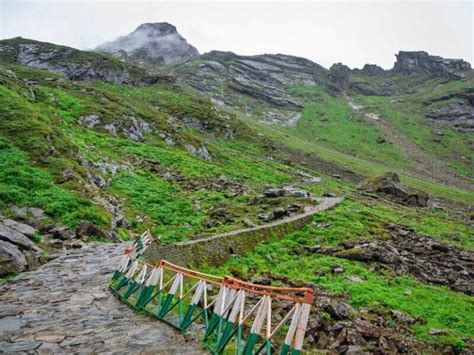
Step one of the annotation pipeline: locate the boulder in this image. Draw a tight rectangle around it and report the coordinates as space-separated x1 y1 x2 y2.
49 227 75 240
107 231 122 243
272 207 288 220
324 301 354 320
331 265 345 274
264 188 286 198
0 217 36 238
0 240 27 275
357 172 430 206
287 203 301 212
405 191 429 207
243 219 257 228
185 144 211 161
75 221 108 240
0 225 37 250
111 214 129 229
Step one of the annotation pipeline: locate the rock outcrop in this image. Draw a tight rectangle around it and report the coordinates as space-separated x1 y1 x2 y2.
328 63 351 93
352 64 386 76
424 88 474 132
0 37 165 85
162 50 327 125
0 216 42 275
95 22 199 66
178 51 323 109
392 51 471 79
357 172 430 207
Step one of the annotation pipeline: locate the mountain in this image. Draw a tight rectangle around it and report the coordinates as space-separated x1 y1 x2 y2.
0 37 168 85
0 26 473 353
95 22 199 65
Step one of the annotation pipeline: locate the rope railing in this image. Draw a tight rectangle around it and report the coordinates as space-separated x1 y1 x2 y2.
109 231 314 354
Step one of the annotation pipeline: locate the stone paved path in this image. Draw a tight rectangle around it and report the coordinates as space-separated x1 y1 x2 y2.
0 243 204 354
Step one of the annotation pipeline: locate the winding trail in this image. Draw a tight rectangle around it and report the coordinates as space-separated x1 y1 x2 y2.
0 197 344 353
345 96 473 192
0 243 203 353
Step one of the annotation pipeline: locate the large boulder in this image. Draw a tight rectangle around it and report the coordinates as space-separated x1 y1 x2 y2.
0 218 43 274
0 216 36 238
0 240 28 274
75 221 108 240
0 225 37 250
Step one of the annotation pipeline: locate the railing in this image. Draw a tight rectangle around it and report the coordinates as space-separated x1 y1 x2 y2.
109 232 313 354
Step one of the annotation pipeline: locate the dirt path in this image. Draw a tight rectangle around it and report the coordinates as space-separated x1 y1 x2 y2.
345 96 473 191
0 243 203 353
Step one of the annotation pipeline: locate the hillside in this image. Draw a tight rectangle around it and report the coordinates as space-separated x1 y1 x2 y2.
0 35 473 353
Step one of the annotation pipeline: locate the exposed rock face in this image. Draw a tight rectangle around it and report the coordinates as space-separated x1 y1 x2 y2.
392 51 471 79
95 23 199 65
424 88 474 132
195 51 322 108
353 64 386 76
75 220 121 243
162 50 327 126
328 63 351 93
78 113 151 141
0 38 165 85
185 143 211 161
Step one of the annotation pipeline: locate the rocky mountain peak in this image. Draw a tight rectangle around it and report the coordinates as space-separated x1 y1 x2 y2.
95 22 199 65
392 51 471 79
134 22 177 35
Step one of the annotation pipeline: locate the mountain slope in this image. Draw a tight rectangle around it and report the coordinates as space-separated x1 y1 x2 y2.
162 50 473 189
0 36 473 352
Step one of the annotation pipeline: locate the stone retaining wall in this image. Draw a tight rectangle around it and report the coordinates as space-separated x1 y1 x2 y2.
144 197 343 267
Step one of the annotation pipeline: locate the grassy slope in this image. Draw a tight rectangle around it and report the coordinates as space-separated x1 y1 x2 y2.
350 74 474 183
0 64 297 241
204 200 474 349
1 61 472 349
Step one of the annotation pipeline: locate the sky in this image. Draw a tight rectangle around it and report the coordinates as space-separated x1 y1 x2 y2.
0 0 472 69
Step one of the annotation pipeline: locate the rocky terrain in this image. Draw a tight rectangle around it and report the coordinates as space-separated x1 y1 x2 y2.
96 22 199 66
0 38 167 84
0 21 473 353
393 51 471 79
325 223 474 295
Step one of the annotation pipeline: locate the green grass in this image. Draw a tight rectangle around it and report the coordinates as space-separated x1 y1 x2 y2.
353 85 474 183
0 273 18 285
291 85 408 168
0 139 108 227
108 171 205 242
204 200 474 349
242 115 474 204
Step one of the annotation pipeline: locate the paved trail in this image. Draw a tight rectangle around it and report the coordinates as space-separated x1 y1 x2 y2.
0 243 203 354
